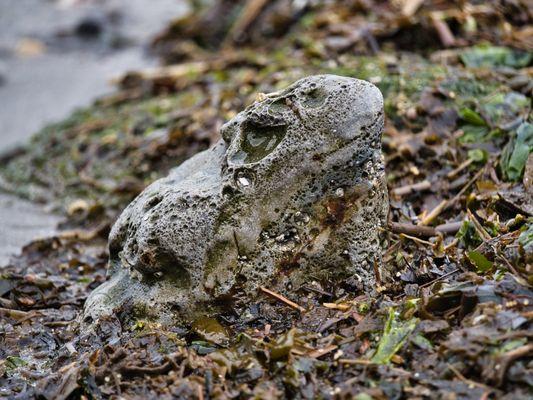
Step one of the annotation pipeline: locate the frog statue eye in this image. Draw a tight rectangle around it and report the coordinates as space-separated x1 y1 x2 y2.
238 120 287 163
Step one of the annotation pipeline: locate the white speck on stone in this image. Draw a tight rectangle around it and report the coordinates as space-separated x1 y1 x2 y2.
237 177 250 187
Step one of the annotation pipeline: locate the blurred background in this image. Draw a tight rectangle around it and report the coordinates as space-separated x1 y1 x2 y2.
0 0 188 152
0 0 188 262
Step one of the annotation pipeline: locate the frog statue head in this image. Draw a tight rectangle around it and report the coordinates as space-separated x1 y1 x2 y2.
84 75 388 324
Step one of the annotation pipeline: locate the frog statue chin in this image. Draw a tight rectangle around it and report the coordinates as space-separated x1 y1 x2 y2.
84 74 389 324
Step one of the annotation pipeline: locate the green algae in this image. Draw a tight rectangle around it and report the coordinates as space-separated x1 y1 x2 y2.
0 92 208 214
370 308 418 364
460 45 532 68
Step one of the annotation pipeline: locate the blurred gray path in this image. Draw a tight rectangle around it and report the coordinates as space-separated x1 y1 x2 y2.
0 0 188 150
0 193 60 266
0 0 188 266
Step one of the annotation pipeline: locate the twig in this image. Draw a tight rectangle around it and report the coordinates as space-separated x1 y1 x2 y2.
447 363 496 393
114 61 209 86
391 180 431 196
389 221 463 237
338 358 372 365
308 345 338 359
0 307 30 320
444 238 459 251
402 0 425 17
418 199 448 226
225 0 270 44
447 158 474 179
323 303 351 311
389 222 436 237
301 285 333 297
419 269 460 289
57 222 109 241
445 167 485 210
495 254 530 287
466 209 491 241
430 12 456 47
492 344 533 385
394 268 460 299
436 221 463 234
400 233 434 246
198 384 204 400
260 287 306 312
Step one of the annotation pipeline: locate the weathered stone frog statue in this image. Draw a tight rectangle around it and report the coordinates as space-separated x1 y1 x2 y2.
84 75 388 324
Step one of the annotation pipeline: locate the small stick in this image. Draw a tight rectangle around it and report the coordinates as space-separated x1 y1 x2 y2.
389 222 436 237
301 285 333 297
419 268 460 289
225 0 270 44
447 158 474 179
443 238 459 251
308 344 338 359
445 167 485 210
430 12 456 47
394 268 460 300
494 343 533 378
260 287 306 312
402 0 425 17
495 254 529 286
436 221 463 234
391 180 431 197
400 233 434 246
418 199 448 226
466 209 491 241
323 303 351 311
0 307 30 319
198 384 204 400
338 358 372 365
447 363 495 392
389 221 463 237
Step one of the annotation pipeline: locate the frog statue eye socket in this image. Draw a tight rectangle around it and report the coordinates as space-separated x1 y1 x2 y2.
236 120 287 164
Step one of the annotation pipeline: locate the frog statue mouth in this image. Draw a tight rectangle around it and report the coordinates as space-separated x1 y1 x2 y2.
84 74 388 325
